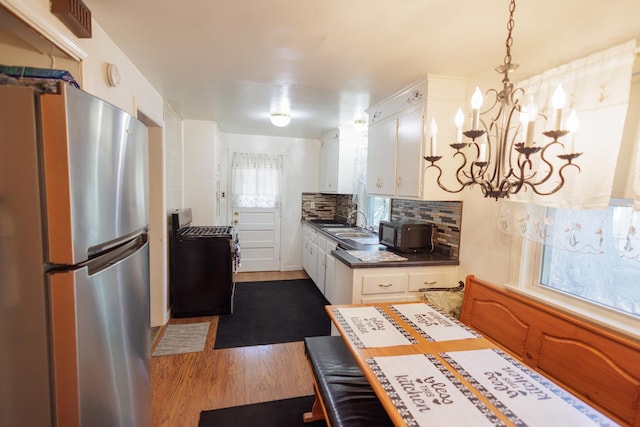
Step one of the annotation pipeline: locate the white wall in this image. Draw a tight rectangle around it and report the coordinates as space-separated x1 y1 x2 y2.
183 120 216 225
164 100 184 212
220 132 321 270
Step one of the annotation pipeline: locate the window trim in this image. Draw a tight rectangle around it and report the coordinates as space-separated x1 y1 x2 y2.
507 235 640 341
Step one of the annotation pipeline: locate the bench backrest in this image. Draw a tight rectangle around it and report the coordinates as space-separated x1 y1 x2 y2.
460 275 640 427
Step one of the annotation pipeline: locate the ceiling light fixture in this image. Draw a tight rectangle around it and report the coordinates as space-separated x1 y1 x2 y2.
270 113 291 127
424 0 582 200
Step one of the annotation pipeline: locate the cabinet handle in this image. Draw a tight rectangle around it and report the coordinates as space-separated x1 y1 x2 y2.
378 283 393 288
397 176 402 187
423 281 437 285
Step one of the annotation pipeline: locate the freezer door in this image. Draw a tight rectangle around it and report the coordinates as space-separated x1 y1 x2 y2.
40 85 148 265
48 239 150 427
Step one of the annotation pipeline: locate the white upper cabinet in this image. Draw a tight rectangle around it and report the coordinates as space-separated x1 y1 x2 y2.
366 116 397 196
396 106 425 198
366 76 467 200
320 127 361 194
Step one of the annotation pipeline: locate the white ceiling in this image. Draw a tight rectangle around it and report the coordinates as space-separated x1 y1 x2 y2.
82 0 640 139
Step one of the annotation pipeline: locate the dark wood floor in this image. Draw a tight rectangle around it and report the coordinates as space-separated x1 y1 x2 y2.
151 270 314 427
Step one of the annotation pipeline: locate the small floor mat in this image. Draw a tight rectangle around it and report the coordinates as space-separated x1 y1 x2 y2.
152 322 210 356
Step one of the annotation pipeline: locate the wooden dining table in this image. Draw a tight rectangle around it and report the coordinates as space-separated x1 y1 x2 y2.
326 302 620 427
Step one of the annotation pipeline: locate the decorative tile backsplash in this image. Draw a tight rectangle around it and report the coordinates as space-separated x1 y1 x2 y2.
391 199 462 258
301 193 356 221
301 193 461 259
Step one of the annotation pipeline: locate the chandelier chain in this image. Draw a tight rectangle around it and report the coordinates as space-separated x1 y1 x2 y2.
504 0 516 69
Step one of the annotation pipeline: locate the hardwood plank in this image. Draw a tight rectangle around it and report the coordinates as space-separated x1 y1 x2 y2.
236 270 309 283
151 271 315 426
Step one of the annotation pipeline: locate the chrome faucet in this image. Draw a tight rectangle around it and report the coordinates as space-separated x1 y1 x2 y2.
347 210 368 229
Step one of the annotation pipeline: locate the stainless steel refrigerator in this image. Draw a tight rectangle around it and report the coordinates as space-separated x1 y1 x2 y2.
0 83 150 426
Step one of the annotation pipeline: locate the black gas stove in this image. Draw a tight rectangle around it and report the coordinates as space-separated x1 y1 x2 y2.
169 208 238 317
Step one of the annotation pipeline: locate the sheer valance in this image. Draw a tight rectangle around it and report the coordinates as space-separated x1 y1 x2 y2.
511 40 636 209
498 201 639 263
230 152 283 208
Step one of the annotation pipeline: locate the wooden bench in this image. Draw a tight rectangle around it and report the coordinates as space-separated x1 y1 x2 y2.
460 275 640 427
303 336 393 427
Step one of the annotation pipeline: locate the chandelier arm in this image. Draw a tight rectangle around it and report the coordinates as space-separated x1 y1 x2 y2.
521 141 561 187
424 163 468 194
525 162 582 196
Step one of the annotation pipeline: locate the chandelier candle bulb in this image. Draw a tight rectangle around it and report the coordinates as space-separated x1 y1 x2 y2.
566 108 579 153
471 87 483 129
525 96 538 147
551 84 566 130
455 107 464 143
429 117 438 155
519 107 528 142
479 140 487 162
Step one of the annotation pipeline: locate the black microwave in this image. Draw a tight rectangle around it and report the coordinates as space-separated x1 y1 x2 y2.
378 221 435 253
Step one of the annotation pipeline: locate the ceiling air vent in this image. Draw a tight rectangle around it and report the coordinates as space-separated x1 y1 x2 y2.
51 0 92 38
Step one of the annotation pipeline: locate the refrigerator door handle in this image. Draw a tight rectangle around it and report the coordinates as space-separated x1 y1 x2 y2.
87 233 148 275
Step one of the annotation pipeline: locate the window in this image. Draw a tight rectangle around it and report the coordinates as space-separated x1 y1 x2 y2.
501 200 640 336
539 202 640 317
365 196 390 230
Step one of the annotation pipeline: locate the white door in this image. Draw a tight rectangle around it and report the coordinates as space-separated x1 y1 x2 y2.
233 208 280 272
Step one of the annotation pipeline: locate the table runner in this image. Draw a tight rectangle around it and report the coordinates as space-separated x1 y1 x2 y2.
368 354 505 427
390 303 480 342
441 349 619 427
331 306 416 348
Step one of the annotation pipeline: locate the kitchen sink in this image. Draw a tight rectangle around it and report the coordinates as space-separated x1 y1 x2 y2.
322 227 361 233
333 232 373 238
322 227 377 244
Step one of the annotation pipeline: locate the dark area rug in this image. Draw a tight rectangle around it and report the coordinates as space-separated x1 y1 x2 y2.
199 396 326 427
214 279 331 349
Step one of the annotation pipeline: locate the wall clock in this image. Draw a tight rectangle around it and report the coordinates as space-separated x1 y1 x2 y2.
106 63 121 87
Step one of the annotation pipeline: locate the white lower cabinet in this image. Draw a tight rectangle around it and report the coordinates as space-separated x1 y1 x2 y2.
333 261 458 304
302 224 318 285
303 223 340 300
316 243 327 294
324 253 336 303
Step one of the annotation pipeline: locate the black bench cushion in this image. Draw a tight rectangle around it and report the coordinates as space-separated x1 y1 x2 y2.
304 336 393 427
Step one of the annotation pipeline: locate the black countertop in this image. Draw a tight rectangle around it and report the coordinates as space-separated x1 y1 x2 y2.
303 220 459 269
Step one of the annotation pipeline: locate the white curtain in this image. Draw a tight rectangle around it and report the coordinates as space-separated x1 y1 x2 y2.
511 40 636 209
230 152 283 208
498 200 640 263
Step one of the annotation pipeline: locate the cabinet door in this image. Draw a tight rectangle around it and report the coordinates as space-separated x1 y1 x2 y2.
316 244 327 294
324 253 335 303
320 141 339 192
396 106 425 198
366 117 397 196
